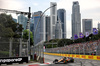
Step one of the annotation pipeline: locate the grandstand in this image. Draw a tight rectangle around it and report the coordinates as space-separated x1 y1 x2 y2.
45 39 100 55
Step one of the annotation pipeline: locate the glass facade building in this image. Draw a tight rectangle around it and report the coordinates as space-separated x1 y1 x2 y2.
33 11 45 44
45 16 50 41
82 19 92 35
50 2 57 39
55 18 62 39
98 23 100 30
30 22 34 36
57 9 66 38
72 1 81 40
18 14 28 30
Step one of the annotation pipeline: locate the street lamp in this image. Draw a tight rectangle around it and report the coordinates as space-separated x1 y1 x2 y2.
34 5 56 39
27 7 31 61
27 5 56 61
33 5 56 62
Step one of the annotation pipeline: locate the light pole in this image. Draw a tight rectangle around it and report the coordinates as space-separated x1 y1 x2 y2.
28 7 31 61
33 5 56 62
34 5 56 39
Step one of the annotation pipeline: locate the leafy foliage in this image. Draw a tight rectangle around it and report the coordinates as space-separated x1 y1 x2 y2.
58 39 73 47
44 29 100 48
23 29 34 46
0 13 23 38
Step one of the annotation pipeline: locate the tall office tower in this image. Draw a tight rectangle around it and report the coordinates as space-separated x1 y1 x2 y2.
18 14 28 30
57 9 66 38
55 18 62 39
98 23 100 30
50 2 57 39
13 18 17 23
30 22 34 36
82 19 92 35
72 1 81 40
45 16 51 41
30 18 34 35
33 11 45 44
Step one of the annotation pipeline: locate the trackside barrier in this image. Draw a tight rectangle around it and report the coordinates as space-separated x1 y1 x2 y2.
45 40 100 55
44 52 100 61
33 41 44 63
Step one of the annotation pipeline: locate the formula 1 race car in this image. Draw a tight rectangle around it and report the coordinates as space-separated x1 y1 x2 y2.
53 57 74 64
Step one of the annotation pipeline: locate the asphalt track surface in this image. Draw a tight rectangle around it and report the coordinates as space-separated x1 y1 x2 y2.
44 55 100 66
1 55 100 66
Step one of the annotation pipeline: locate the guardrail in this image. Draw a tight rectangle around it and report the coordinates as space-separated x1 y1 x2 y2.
44 52 100 60
33 41 44 63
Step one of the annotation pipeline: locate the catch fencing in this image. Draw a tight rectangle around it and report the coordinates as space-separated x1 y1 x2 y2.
0 38 28 58
45 39 100 55
33 41 44 63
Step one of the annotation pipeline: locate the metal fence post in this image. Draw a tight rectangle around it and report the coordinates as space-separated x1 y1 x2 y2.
27 41 28 56
79 44 80 55
89 44 91 55
83 44 85 55
9 38 12 57
19 38 22 57
70 46 72 54
96 43 98 55
43 43 44 63
38 45 39 56
98 42 100 55
75 46 76 54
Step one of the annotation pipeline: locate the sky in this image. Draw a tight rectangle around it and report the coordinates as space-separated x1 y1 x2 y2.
0 0 100 38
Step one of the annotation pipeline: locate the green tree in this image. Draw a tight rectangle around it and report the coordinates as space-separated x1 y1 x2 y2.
4 28 14 37
49 39 60 43
23 29 34 46
0 24 14 37
46 44 52 48
0 13 23 38
96 29 100 39
57 39 72 47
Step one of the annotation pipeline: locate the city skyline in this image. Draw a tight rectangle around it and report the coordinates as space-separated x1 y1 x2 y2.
55 18 62 39
50 2 57 39
33 11 45 44
82 19 93 35
57 9 66 38
0 0 100 38
72 1 81 40
18 14 28 30
98 23 100 30
45 16 51 41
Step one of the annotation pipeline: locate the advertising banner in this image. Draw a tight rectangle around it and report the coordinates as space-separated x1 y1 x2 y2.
0 57 28 65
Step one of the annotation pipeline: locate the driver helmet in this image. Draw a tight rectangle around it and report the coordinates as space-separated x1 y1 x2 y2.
63 57 66 59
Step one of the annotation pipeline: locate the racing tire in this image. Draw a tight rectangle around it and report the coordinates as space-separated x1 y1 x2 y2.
64 60 67 64
53 59 58 64
71 59 74 63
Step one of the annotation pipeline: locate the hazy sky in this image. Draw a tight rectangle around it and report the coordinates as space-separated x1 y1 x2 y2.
0 0 100 38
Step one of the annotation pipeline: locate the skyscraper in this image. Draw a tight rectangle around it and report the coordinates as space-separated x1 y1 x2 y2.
82 19 92 35
72 1 81 40
13 18 17 23
55 18 62 39
57 9 66 38
18 14 28 30
45 16 51 41
98 23 100 30
50 2 57 39
33 11 45 44
30 21 34 36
